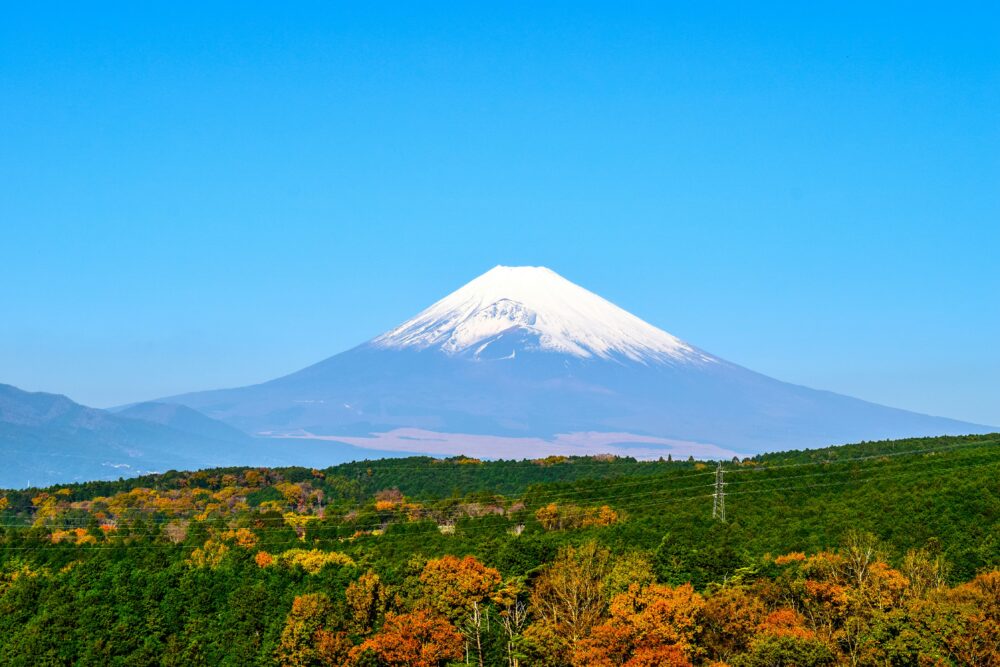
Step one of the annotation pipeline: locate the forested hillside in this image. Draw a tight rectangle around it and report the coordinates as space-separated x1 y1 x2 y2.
1 434 998 666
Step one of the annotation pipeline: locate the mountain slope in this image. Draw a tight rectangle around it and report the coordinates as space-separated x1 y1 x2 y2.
160 266 993 457
116 401 252 443
0 384 421 488
0 385 254 488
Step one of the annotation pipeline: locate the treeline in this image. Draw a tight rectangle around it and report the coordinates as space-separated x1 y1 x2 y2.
0 433 997 665
1 532 996 665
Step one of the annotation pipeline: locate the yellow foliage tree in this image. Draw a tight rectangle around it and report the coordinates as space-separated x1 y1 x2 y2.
346 570 392 634
220 527 258 549
269 549 354 574
525 542 612 666
188 539 229 569
276 593 351 667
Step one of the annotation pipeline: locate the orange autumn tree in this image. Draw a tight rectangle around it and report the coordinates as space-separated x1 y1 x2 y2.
419 554 502 667
769 532 914 664
774 550 851 643
959 571 1000 663
352 609 462 667
700 586 767 662
419 555 502 618
903 570 1000 666
572 582 704 667
374 487 405 512
732 607 835 667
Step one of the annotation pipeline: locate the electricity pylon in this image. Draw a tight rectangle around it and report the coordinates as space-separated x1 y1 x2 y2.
712 461 726 522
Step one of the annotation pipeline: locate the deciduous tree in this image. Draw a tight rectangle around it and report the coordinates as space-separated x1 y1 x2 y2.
276 593 347 667
419 555 501 667
352 610 462 667
346 570 392 635
527 542 612 666
572 582 704 667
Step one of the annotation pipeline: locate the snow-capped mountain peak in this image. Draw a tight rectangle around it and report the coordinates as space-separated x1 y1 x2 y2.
160 266 994 458
370 265 714 364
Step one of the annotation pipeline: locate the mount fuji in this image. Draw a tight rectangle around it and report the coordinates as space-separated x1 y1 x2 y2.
161 266 992 459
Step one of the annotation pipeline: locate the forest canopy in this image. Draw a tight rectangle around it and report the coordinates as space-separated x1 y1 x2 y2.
0 433 997 666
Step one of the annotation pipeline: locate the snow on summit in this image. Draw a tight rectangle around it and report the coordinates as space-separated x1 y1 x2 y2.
371 265 714 364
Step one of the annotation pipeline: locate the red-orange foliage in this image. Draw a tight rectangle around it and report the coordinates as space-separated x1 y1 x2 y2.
774 552 806 565
419 554 501 667
860 561 910 609
757 609 815 640
313 630 352 665
918 570 1000 666
419 554 502 620
623 645 691 667
700 586 766 661
573 582 703 667
352 610 462 667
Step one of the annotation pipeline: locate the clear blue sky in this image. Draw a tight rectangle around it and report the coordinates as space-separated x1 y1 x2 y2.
2 3 998 426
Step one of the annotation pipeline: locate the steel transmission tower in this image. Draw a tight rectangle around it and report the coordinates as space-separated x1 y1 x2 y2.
712 461 726 522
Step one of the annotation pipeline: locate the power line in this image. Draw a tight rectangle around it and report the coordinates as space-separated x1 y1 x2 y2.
726 440 994 474
6 437 991 501
7 438 990 514
726 458 1000 501
5 447 997 530
4 457 996 549
2 447 997 544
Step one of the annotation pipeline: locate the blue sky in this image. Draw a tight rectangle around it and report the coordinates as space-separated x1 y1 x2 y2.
2 3 998 425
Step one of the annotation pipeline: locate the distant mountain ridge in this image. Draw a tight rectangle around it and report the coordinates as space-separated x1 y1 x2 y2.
0 384 410 489
115 401 251 444
159 266 995 458
0 384 254 488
